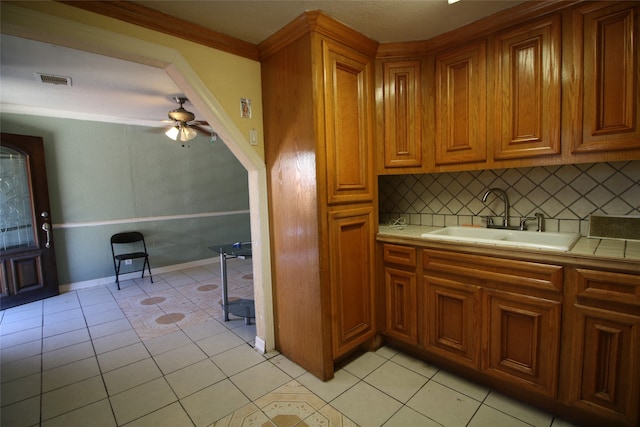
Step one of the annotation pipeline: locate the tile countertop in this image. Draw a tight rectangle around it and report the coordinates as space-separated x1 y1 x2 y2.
377 225 640 262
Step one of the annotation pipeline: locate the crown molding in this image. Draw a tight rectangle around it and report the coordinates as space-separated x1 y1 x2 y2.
259 10 378 60
377 0 585 58
58 1 260 61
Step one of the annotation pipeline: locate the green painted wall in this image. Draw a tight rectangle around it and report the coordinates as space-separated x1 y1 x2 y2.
1 113 250 284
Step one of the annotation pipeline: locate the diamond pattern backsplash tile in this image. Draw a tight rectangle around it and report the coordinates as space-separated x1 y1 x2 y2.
379 161 640 235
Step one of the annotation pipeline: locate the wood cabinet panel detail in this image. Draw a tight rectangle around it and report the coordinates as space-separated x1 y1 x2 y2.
323 40 374 204
382 60 422 168
382 244 418 345
572 2 640 153
435 40 487 165
383 243 417 267
384 266 418 345
567 304 640 426
493 15 561 159
424 275 481 368
575 268 640 309
329 206 376 358
421 249 563 294
483 289 561 398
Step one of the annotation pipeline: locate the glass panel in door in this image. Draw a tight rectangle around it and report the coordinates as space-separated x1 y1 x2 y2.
0 146 36 251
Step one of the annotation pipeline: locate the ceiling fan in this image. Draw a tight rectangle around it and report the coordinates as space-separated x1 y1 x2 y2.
163 96 210 142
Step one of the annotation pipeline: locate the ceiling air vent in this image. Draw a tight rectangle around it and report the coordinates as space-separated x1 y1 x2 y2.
36 73 72 86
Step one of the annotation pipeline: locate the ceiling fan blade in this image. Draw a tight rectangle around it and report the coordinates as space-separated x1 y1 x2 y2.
188 120 209 126
144 126 170 134
191 124 211 136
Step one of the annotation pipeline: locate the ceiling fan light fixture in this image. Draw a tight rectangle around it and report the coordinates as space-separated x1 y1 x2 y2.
168 107 195 123
165 125 180 140
180 125 198 141
163 97 201 143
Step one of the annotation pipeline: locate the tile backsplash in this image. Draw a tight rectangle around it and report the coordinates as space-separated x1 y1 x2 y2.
379 160 640 236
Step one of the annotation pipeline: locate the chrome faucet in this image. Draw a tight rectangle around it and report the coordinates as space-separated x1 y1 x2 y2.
482 188 512 228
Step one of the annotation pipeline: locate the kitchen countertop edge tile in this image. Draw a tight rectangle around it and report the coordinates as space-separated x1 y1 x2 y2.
377 225 640 272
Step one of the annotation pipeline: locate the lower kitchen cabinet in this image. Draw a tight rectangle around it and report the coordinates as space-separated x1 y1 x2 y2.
382 244 418 345
329 206 376 359
384 266 417 345
567 305 640 426
424 274 481 368
483 289 561 398
379 242 639 426
563 268 640 427
422 249 562 396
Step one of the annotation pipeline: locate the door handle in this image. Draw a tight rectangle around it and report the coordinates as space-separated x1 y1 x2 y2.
42 222 51 248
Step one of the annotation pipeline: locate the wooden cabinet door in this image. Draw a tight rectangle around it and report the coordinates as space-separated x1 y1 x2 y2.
323 40 374 205
424 275 481 369
572 2 640 153
382 60 422 169
384 266 417 345
567 305 640 427
564 268 640 426
382 244 418 344
329 205 376 358
435 40 487 165
493 15 561 159
483 289 561 398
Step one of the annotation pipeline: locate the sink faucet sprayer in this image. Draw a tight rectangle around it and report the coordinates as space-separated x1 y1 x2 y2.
519 213 545 232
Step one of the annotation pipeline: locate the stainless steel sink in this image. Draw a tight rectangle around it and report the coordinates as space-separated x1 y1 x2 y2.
420 226 581 251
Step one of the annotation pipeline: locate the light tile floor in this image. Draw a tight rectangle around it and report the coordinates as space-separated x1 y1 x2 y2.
1 259 582 426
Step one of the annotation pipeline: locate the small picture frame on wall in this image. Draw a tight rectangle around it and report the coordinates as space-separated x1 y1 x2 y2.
240 98 252 118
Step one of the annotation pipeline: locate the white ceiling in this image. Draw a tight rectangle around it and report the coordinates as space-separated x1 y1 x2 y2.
1 34 189 128
0 1 524 127
131 0 526 44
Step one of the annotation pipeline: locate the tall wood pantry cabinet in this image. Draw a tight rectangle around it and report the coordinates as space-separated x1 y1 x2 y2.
260 11 378 380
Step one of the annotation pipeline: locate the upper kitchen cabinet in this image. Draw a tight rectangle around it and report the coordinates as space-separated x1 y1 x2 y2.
571 2 640 154
434 40 488 166
493 15 562 160
324 40 375 204
373 1 640 175
260 11 377 381
377 58 424 173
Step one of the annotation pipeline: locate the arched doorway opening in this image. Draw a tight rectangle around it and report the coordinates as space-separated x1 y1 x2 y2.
1 5 274 351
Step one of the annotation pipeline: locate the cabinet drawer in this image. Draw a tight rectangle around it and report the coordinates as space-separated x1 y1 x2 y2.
383 244 417 267
574 268 640 309
423 249 563 294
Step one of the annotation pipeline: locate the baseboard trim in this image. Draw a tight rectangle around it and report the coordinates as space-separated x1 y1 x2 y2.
254 336 266 354
59 257 220 293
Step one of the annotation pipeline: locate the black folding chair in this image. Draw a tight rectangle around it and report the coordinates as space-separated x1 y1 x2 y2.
110 231 153 290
